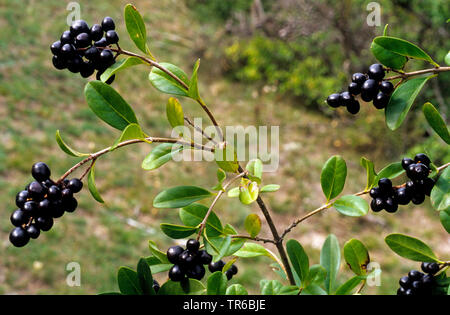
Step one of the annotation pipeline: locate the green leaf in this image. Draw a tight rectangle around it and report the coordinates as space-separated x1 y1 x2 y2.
260 184 280 193
333 195 369 217
239 178 259 205
84 81 138 131
205 235 244 260
383 24 389 36
188 59 201 100
179 203 223 237
153 186 213 208
304 264 327 288
166 97 185 130
148 241 170 264
431 167 450 212
88 160 104 203
110 123 145 151
142 143 183 171
124 4 149 55
278 285 300 295
423 102 450 145
286 239 309 287
160 223 197 239
137 258 155 295
244 214 261 238
440 209 450 233
334 276 364 295
320 234 341 294
227 187 240 198
158 279 205 295
223 224 238 235
360 157 377 190
370 41 407 70
260 280 283 295
215 145 239 173
386 75 435 130
55 130 89 157
320 155 347 201
343 239 370 276
144 256 172 274
246 159 263 183
385 233 439 262
100 57 146 82
226 284 248 295
149 63 190 97
374 162 405 184
207 271 227 295
373 36 439 67
302 284 327 295
117 267 142 295
445 51 450 66
234 243 277 262
212 169 227 191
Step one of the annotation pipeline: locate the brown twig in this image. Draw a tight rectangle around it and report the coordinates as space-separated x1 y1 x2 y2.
386 66 450 81
231 235 276 244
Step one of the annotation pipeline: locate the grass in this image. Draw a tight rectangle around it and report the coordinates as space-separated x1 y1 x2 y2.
0 0 448 295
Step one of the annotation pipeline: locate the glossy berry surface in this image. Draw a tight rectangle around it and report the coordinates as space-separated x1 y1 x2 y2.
351 72 366 85
101 17 115 31
11 209 29 227
367 63 385 81
348 82 361 95
90 24 103 41
169 265 185 282
9 227 30 247
67 178 83 193
361 79 378 102
208 260 225 273
414 153 431 167
379 81 394 94
105 30 119 44
186 239 200 252
326 93 341 108
70 20 90 36
373 92 390 109
167 246 184 264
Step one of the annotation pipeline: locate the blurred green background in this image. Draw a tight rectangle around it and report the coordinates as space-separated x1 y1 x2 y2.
0 0 448 294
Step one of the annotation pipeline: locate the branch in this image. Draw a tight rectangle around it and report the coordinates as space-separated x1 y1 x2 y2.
56 136 214 184
281 162 450 240
386 66 450 81
231 235 276 244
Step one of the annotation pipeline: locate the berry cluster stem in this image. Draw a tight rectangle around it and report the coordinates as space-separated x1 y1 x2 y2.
386 66 450 81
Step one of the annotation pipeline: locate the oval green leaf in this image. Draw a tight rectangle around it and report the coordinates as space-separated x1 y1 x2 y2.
88 160 104 203
142 143 183 171
153 186 213 208
440 209 450 233
226 284 248 295
179 203 223 237
207 271 227 295
55 130 89 157
100 57 146 82
320 155 347 202
244 213 261 238
246 158 263 183
333 195 369 217
118 267 142 295
137 258 155 295
360 157 377 190
149 63 190 97
386 75 435 130
385 233 439 262
374 162 405 185
124 4 149 55
160 223 197 239
431 167 450 211
423 102 450 145
158 279 205 295
260 184 280 193
166 97 185 130
188 59 201 100
110 123 145 151
239 178 259 205
320 234 341 294
234 242 277 261
286 239 309 287
370 41 408 70
334 276 364 295
343 239 370 276
215 145 239 173
84 81 138 131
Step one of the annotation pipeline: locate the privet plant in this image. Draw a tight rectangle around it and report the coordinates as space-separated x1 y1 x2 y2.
8 5 450 295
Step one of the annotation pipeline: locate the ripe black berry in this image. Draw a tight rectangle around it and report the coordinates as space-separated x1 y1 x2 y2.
414 153 431 167
326 93 341 108
419 178 435 196
94 37 108 47
28 181 46 200
16 190 29 208
61 188 73 200
367 64 385 81
9 227 30 247
26 224 41 239
402 158 414 170
90 24 103 41
373 92 390 109
85 46 100 61
411 192 425 205
379 81 394 94
409 163 429 181
52 55 67 70
348 82 361 95
361 79 378 102
351 73 366 85
50 41 62 55
101 17 115 31
186 264 205 280
35 216 54 232
80 62 95 78
179 250 196 266
70 20 90 37
395 187 411 205
99 49 114 65
340 92 353 107
51 200 65 218
67 178 83 193
369 187 382 198
225 269 234 280
38 198 51 215
186 239 200 252
408 270 423 281
421 262 439 275
23 201 37 215
370 198 384 212
10 209 29 227
63 197 78 213
47 185 61 200
60 31 73 44
229 264 238 275
169 265 185 282
167 245 184 264
74 32 91 48
105 30 119 45
346 99 360 114
384 197 398 213
67 55 83 73
399 276 411 288
378 178 392 192
198 250 213 265
397 287 406 295
31 162 51 182
208 260 225 273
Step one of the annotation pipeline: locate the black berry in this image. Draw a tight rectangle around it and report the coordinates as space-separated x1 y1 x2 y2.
16 190 29 208
169 265 185 282
9 227 30 247
373 92 390 109
361 79 378 102
101 17 115 31
60 31 73 44
167 245 184 264
402 158 414 170
50 41 62 55
70 20 90 37
395 187 411 205
67 178 83 193
378 178 392 192
186 264 205 280
62 197 78 213
198 250 213 265
326 93 341 108
90 24 103 41
186 239 200 252
26 224 40 239
105 30 119 44
379 81 394 94
74 32 91 48
414 153 431 167
384 197 398 213
370 198 384 212
28 181 45 200
35 216 54 232
179 250 196 266
368 64 385 81
10 209 29 227
351 73 366 85
208 260 225 273
346 99 360 114
348 82 361 95
94 37 108 47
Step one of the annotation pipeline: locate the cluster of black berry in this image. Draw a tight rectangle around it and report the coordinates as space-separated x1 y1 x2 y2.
166 239 238 282
50 17 119 84
9 162 83 247
397 262 440 295
327 64 394 114
370 153 434 213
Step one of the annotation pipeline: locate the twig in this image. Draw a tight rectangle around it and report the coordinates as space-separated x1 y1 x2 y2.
184 116 218 145
386 66 450 81
231 235 276 244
